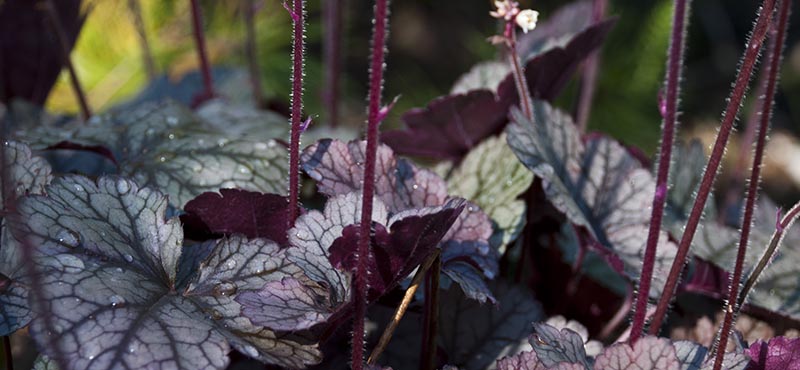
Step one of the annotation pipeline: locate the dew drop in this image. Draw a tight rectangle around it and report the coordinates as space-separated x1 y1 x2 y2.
115 267 124 273
197 138 206 146
116 180 131 194
226 259 237 269
128 346 136 354
166 116 179 126
254 142 268 150
123 254 134 263
213 282 238 297
145 128 156 136
467 206 475 212
167 133 176 140
109 295 126 308
412 184 419 190
57 229 81 248
242 344 259 358
74 184 85 192
238 166 251 174
159 156 167 162
267 140 276 148
217 138 229 147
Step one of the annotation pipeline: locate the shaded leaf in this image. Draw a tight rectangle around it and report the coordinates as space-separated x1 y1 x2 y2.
507 102 677 296
181 189 292 245
438 281 545 370
447 134 533 253
196 99 288 140
235 276 331 331
0 0 86 104
0 141 53 335
19 175 334 369
594 337 680 370
450 61 511 95
516 0 594 57
14 100 288 207
302 139 497 302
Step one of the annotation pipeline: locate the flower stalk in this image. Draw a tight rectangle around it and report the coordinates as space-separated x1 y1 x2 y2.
127 0 157 81
648 0 778 335
287 0 306 225
353 0 391 368
712 2 790 367
490 1 539 120
629 0 691 343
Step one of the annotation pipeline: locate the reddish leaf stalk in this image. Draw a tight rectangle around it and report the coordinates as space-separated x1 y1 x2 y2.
127 0 157 81
419 255 441 370
243 0 266 108
712 2 789 367
648 0 778 335
353 0 390 368
323 0 344 127
42 0 91 120
287 0 306 225
2 335 11 370
629 0 690 343
189 0 215 105
575 0 607 132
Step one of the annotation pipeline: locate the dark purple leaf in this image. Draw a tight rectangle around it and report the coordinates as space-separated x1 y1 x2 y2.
0 0 87 104
181 189 292 245
328 200 463 301
516 0 594 56
19 175 339 369
748 337 800 370
382 19 616 162
44 141 118 165
301 139 497 302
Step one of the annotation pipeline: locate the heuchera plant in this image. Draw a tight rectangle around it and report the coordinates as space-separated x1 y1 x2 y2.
1 0 800 369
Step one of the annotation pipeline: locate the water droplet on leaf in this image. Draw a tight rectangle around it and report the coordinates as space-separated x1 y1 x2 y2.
213 282 238 297
57 229 81 248
109 295 126 308
123 254 134 263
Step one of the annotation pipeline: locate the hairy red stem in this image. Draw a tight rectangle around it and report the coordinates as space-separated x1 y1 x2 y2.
42 0 91 120
352 0 390 368
189 0 215 105
287 0 305 225
648 0 777 335
575 0 607 132
323 0 344 127
712 2 789 367
508 30 533 120
629 0 690 343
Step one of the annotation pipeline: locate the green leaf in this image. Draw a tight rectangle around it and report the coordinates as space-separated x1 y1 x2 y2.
447 134 533 253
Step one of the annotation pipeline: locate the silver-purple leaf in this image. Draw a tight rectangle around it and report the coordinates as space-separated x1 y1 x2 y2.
1 141 53 335
15 100 288 207
530 322 591 368
594 337 679 370
497 350 584 370
506 103 677 296
235 277 331 331
19 175 331 369
301 139 498 302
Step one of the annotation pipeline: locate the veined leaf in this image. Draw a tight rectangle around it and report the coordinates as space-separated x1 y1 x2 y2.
747 336 800 369
19 175 337 369
14 100 288 207
594 337 680 370
447 134 533 253
302 139 497 302
0 141 53 335
506 102 677 296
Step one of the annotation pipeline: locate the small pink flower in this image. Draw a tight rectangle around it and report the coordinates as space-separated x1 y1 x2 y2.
490 0 520 21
